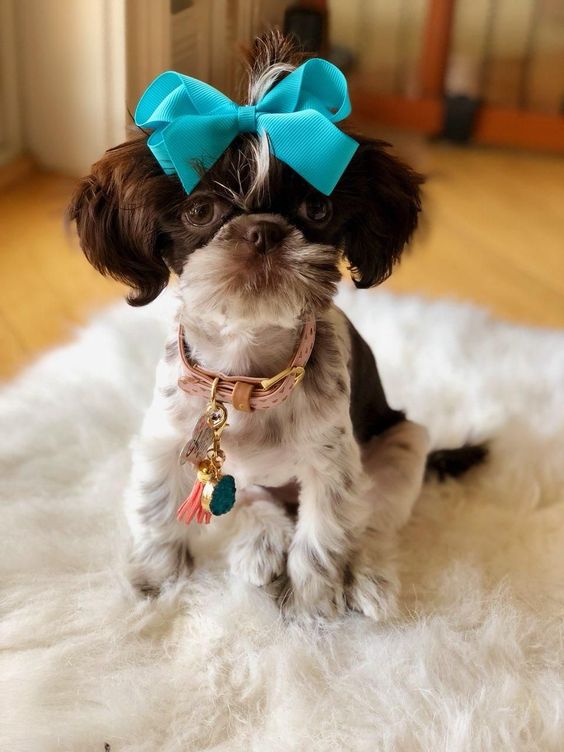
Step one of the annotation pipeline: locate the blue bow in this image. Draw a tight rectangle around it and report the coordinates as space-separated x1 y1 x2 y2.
134 58 358 196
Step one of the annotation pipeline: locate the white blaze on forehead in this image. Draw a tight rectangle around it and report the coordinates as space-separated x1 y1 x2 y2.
247 62 295 104
246 132 271 204
212 132 274 209
228 60 296 206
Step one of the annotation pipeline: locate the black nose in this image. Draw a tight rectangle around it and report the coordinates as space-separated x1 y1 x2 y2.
244 220 286 255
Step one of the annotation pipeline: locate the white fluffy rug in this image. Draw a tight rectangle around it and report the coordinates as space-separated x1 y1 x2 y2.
1 287 564 752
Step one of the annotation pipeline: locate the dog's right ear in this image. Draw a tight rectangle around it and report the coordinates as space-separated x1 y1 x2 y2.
67 136 180 306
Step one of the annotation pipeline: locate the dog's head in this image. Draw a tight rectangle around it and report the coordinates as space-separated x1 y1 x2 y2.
68 30 422 324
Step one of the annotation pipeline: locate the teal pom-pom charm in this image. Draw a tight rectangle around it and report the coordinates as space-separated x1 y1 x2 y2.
209 474 236 516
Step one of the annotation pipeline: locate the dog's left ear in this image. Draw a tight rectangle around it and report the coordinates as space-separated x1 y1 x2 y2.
67 137 180 306
339 138 423 288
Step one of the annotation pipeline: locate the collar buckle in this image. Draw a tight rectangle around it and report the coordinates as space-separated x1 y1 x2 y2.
260 365 305 391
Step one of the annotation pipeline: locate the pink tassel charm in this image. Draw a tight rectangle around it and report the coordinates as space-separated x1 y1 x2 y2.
176 462 213 526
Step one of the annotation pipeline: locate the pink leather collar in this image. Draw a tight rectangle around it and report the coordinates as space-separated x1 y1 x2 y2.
177 314 316 412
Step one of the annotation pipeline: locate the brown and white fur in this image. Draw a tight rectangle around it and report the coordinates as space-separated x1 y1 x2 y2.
68 31 485 620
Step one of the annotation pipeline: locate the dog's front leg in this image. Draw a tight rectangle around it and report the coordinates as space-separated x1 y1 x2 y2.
284 429 371 619
124 410 193 597
227 485 295 587
282 419 430 621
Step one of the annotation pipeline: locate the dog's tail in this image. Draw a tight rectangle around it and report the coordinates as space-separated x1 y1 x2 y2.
426 443 488 481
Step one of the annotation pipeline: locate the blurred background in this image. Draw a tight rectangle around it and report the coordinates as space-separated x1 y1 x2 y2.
1 0 563 379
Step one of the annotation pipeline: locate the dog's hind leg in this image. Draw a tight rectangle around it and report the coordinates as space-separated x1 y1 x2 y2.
344 420 430 620
361 420 430 533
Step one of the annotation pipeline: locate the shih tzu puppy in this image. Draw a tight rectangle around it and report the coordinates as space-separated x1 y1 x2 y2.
68 31 485 620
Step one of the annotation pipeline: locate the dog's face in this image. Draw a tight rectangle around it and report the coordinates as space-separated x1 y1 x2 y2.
68 36 422 324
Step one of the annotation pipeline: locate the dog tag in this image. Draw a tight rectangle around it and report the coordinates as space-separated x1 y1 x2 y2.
178 414 214 466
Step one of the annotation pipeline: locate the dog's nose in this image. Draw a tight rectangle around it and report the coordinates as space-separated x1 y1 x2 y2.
244 220 285 255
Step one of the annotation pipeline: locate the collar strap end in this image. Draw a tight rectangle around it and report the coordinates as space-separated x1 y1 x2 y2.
260 365 305 391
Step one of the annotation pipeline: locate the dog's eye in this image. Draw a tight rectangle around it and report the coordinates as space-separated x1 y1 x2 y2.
298 196 332 224
185 198 217 226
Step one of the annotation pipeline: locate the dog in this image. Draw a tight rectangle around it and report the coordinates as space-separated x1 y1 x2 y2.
68 31 485 620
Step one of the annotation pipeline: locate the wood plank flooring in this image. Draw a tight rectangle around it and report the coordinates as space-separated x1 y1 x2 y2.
1 142 563 379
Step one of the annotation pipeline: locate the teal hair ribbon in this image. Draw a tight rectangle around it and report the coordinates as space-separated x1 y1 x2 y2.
134 58 358 196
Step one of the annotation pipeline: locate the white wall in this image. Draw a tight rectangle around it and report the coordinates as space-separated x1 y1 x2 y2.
16 0 127 176
5 0 306 176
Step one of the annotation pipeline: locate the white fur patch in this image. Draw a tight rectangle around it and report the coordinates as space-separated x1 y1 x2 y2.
246 132 272 203
244 58 295 202
1 288 564 749
248 62 295 104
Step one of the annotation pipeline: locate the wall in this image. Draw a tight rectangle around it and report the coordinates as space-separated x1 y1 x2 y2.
8 0 301 175
15 0 126 176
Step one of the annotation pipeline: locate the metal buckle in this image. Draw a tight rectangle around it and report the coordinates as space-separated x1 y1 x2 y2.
260 365 305 391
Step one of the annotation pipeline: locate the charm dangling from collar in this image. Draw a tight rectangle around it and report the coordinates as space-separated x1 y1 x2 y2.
176 378 236 526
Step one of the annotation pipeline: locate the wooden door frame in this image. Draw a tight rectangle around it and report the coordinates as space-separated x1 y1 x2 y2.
349 0 564 153
0 0 22 166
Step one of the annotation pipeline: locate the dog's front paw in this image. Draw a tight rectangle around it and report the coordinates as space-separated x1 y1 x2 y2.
228 498 294 587
343 529 400 621
127 541 192 598
343 566 399 622
281 543 347 620
278 574 346 621
281 529 400 622
279 560 397 622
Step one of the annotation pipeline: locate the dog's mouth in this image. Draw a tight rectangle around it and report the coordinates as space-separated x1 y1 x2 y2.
181 229 341 319
227 241 295 291
229 241 341 313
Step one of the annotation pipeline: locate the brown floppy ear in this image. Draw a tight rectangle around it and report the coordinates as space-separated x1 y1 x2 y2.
340 138 423 288
67 136 180 306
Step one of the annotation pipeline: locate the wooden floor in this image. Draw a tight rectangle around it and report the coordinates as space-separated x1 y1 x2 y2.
384 141 564 326
1 142 563 379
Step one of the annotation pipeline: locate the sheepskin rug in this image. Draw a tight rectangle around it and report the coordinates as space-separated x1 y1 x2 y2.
1 286 564 752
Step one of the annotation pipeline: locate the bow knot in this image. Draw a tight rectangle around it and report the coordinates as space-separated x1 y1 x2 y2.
237 105 257 133
134 58 358 196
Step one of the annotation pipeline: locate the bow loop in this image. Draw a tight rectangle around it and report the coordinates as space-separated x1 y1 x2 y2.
134 59 358 195
136 71 233 126
257 58 351 122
